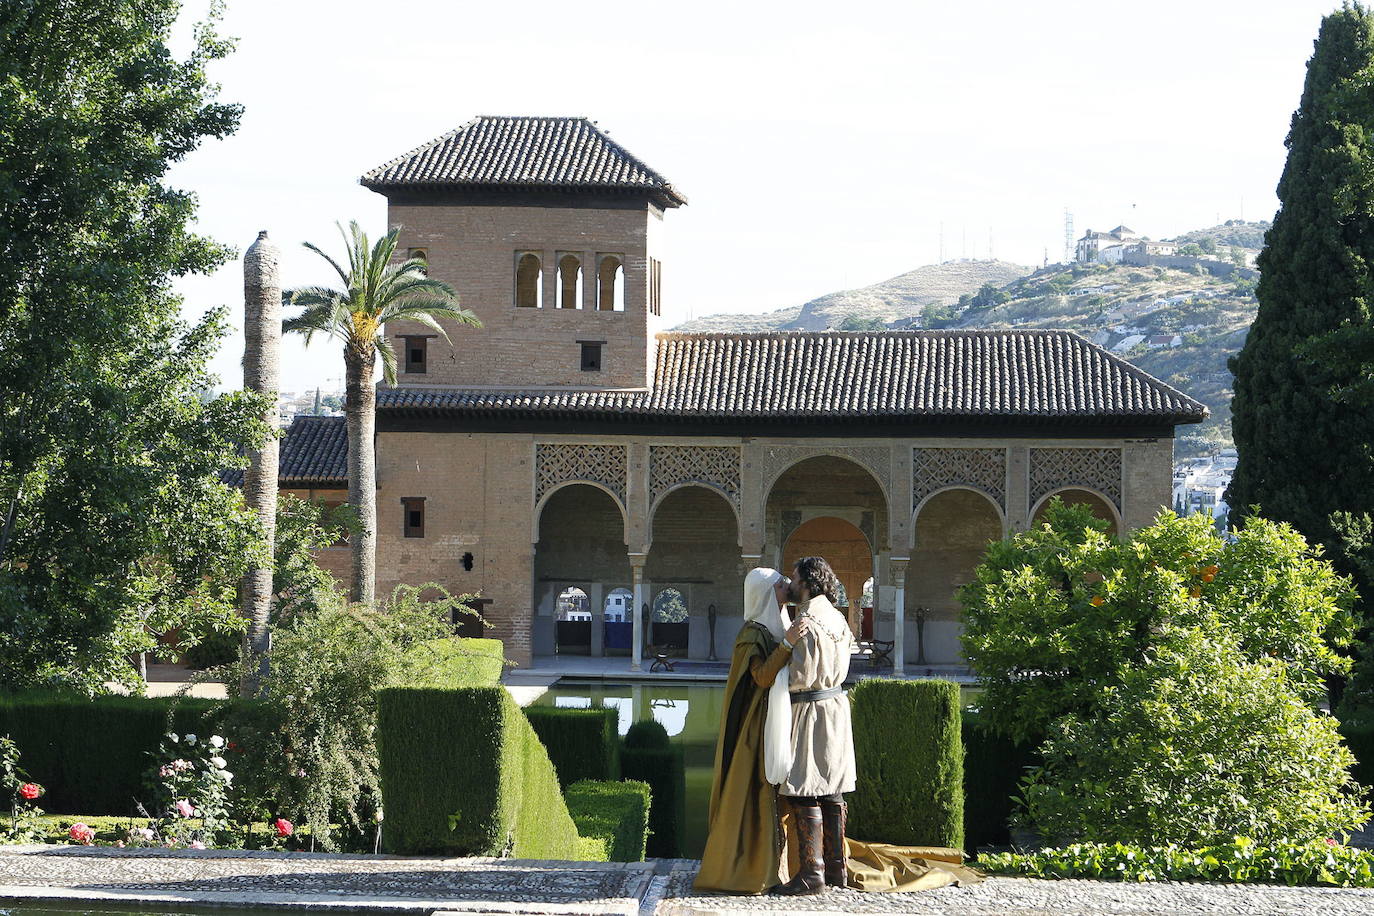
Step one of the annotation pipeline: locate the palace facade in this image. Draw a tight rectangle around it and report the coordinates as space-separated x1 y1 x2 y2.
276 116 1208 672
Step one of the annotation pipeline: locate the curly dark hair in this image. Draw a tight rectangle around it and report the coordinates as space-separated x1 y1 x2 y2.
792 556 841 605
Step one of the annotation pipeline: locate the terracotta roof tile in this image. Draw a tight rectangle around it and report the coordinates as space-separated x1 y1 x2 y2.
378 330 1208 424
360 116 686 207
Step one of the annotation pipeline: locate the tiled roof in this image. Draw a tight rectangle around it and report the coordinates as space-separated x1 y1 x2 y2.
379 330 1208 425
360 116 687 207
222 416 347 488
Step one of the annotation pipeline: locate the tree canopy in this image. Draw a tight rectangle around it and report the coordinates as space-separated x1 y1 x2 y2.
0 0 268 692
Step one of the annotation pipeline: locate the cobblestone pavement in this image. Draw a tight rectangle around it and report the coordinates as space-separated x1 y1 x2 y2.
2 847 1373 916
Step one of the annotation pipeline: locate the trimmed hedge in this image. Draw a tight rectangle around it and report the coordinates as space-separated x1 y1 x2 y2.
0 694 219 815
963 710 1041 850
524 706 619 788
565 779 650 862
849 678 964 850
620 722 685 858
395 637 505 688
376 686 583 858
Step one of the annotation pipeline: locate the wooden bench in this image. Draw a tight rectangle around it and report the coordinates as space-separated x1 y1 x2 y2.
856 639 895 668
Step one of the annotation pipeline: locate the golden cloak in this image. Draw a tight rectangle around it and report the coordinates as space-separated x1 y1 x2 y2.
693 622 781 894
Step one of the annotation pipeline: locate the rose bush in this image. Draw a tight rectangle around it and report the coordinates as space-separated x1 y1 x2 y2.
1 735 44 843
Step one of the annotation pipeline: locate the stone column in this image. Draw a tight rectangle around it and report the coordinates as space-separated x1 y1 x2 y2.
1006 445 1030 535
630 554 647 671
589 583 605 657
891 557 910 675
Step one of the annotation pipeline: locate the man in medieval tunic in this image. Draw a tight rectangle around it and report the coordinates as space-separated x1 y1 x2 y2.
773 555 857 896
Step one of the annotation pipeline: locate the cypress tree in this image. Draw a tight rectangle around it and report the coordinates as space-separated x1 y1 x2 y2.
1228 3 1374 590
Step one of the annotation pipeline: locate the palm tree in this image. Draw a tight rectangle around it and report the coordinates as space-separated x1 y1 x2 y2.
283 221 480 603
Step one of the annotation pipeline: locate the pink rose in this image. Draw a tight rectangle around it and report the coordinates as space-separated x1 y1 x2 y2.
69 823 95 845
189 841 206 850
274 818 294 838
1326 838 1339 847
175 799 195 818
18 783 41 800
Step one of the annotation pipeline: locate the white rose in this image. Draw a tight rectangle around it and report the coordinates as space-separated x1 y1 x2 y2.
210 756 227 769
374 808 384 823
222 771 234 783
184 734 197 746
209 736 225 749
166 733 179 744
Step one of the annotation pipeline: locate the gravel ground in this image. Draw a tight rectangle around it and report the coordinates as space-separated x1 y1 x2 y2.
653 861 1374 916
1 846 1372 916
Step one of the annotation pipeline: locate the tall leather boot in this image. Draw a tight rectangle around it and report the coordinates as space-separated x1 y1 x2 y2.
820 797 848 888
774 797 826 895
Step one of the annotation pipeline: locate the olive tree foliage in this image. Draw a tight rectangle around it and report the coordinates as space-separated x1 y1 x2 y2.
0 0 269 692
960 501 1365 844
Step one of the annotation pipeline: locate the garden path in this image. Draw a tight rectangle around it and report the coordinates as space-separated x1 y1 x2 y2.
1 847 1372 916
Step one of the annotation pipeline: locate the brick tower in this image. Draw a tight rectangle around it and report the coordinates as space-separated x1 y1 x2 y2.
361 116 687 391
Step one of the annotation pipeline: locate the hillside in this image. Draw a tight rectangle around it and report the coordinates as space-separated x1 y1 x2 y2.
674 247 1260 460
676 259 1030 333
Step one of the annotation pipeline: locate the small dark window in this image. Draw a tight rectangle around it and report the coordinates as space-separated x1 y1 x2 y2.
403 336 428 374
580 341 603 372
402 497 426 538
407 247 428 266
461 551 474 572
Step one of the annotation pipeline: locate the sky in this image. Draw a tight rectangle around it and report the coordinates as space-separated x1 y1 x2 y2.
167 0 1342 393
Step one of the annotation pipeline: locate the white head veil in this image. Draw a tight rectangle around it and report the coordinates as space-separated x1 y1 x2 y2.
743 567 793 786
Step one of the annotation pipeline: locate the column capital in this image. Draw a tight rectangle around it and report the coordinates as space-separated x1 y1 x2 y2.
628 552 648 570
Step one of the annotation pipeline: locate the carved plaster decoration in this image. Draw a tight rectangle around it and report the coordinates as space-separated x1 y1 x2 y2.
780 510 803 547
649 445 741 509
1029 447 1123 511
912 447 1008 511
755 446 892 498
535 443 627 507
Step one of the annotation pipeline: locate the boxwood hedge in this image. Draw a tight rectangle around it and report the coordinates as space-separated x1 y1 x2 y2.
523 706 619 788
565 779 650 862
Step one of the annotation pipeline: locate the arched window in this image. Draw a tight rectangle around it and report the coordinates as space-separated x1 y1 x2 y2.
597 255 624 311
558 254 582 309
515 252 541 308
603 587 632 623
556 586 591 621
652 588 687 623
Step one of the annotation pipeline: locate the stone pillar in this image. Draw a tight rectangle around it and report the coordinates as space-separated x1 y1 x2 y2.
589 582 605 657
630 554 647 671
1006 445 1030 535
891 557 910 675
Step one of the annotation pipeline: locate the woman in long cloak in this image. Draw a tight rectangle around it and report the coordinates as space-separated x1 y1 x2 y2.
693 567 797 894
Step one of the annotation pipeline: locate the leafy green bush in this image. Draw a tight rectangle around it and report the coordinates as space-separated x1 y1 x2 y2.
849 679 963 850
962 710 1039 850
620 722 685 858
979 838 1374 887
961 503 1357 743
565 779 650 862
960 503 1365 847
376 687 583 858
1021 633 1369 846
0 694 217 814
524 706 619 788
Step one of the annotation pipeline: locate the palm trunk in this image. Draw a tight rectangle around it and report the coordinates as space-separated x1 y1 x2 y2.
346 347 377 604
240 232 281 695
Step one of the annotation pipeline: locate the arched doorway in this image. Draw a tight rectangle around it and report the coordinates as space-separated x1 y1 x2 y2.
646 485 739 659
603 587 633 654
767 456 887 637
1032 488 1119 536
555 586 591 655
533 483 629 658
909 489 1003 666
782 516 874 638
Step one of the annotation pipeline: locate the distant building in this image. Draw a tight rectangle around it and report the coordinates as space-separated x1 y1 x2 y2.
1112 333 1147 352
1076 226 1139 263
1146 334 1183 349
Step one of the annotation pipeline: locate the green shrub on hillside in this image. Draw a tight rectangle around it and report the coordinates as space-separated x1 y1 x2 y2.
565 779 650 862
376 687 582 858
524 706 618 788
849 679 963 850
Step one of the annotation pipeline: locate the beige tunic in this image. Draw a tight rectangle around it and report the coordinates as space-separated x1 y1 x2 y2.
781 594 857 796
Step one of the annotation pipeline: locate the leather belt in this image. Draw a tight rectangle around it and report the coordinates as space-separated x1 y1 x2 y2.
790 686 844 704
